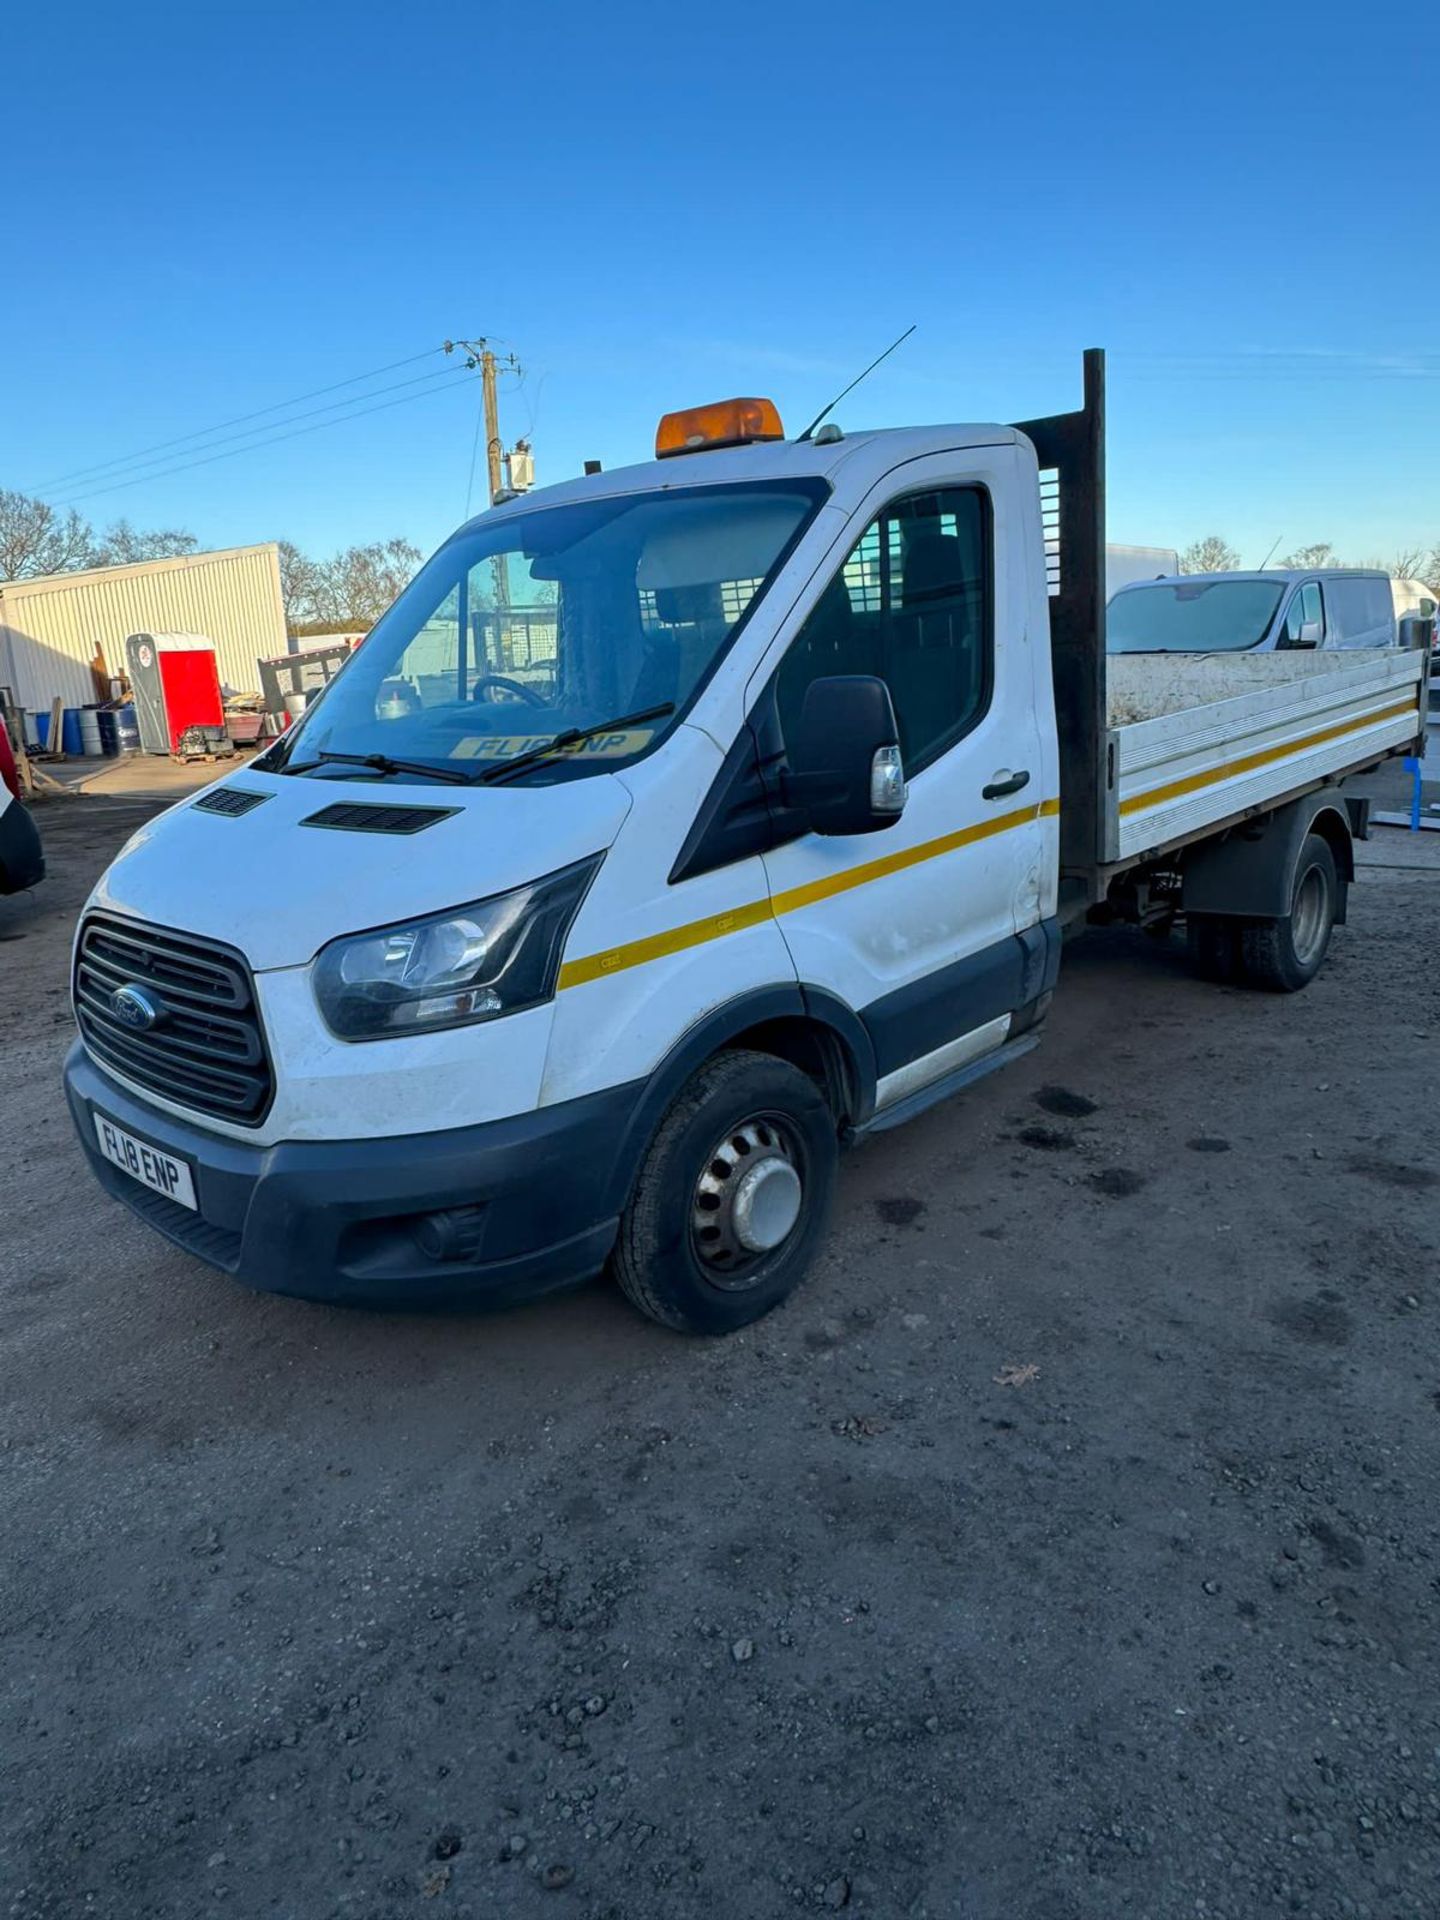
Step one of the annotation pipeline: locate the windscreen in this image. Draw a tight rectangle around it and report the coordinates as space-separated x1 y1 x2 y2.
1107 579 1286 654
278 480 824 782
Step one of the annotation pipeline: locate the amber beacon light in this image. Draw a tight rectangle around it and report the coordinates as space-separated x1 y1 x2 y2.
655 397 785 459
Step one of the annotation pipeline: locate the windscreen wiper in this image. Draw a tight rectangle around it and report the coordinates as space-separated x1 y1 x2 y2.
472 703 676 786
279 749 473 787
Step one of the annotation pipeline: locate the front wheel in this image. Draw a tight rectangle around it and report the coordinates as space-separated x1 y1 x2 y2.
611 1050 839 1333
1238 832 1339 992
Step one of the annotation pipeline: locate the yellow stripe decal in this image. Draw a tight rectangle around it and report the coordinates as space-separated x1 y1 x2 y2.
1119 698 1421 817
768 798 1055 916
558 796 1060 991
559 896 775 990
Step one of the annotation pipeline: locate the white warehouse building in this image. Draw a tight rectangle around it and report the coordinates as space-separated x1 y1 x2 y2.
0 543 288 717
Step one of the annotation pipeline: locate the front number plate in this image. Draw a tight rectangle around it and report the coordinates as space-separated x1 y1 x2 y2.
93 1113 198 1211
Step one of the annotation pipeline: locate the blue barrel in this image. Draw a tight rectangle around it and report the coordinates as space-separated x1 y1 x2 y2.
96 711 120 757
35 710 76 751
115 705 141 754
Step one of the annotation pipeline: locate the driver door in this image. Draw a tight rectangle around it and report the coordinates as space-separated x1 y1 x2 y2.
754 449 1054 1113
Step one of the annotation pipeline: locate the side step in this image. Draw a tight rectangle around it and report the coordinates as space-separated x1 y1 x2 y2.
850 1033 1042 1140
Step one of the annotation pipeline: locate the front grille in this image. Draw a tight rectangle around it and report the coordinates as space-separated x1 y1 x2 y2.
75 915 274 1126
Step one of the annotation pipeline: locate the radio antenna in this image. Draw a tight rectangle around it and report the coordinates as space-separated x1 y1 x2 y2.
796 324 917 441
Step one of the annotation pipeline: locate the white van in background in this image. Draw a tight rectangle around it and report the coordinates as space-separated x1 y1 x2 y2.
1109 568 1396 654
1392 577 1438 655
1392 579 1438 623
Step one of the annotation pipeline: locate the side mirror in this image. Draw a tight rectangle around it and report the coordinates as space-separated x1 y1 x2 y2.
1296 619 1322 649
1399 614 1434 652
783 675 907 837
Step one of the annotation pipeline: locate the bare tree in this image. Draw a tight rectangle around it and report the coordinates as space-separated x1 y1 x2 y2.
312 538 423 628
1365 548 1429 581
275 535 427 634
1178 535 1241 574
93 520 199 567
1291 546 1440 581
276 539 324 631
0 491 206 581
1 485 422 643
0 489 96 580
1278 542 1336 571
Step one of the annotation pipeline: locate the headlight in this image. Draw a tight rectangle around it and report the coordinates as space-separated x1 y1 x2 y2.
312 856 601 1041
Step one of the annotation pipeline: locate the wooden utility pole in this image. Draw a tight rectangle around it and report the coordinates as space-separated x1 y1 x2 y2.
444 337 520 506
445 337 522 666
481 348 504 507
479 348 512 660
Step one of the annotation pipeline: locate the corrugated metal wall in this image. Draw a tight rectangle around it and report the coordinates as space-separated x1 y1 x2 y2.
0 544 287 715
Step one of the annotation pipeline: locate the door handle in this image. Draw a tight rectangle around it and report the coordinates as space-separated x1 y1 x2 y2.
982 769 1031 800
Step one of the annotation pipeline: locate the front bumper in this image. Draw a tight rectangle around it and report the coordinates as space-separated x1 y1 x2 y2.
64 1040 641 1308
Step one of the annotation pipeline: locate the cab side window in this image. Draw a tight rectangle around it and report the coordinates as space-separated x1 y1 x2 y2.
1284 581 1325 645
776 487 992 775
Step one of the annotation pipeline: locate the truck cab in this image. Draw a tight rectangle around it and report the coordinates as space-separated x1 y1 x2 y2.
66 398 1064 1330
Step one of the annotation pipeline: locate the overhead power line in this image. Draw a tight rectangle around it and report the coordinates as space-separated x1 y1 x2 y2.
50 364 466 495
57 375 476 507
1121 349 1440 381
27 344 452 494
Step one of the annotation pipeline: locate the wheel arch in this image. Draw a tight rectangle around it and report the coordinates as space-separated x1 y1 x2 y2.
598 985 875 1221
1181 790 1354 924
1306 803 1355 907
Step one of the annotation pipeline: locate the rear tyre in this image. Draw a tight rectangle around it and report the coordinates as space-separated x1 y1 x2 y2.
1238 833 1338 992
612 1049 839 1334
1185 913 1243 984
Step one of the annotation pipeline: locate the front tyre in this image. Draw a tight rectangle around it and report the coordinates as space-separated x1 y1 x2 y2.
612 1049 839 1334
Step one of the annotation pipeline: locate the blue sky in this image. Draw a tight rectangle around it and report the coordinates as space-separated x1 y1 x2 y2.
5 0 1437 568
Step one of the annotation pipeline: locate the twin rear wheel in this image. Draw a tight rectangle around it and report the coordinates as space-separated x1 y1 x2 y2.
611 1049 839 1334
1185 832 1339 993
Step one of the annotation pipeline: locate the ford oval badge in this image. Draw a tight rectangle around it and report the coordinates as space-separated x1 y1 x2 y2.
110 984 159 1032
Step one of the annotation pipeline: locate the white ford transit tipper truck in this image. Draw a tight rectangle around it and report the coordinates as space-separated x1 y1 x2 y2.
64 353 1429 1331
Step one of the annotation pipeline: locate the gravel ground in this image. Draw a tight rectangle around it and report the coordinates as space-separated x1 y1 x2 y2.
2 790 1438 1920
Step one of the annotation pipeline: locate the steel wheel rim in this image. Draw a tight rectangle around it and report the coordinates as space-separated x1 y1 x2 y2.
690 1112 804 1290
1291 864 1329 967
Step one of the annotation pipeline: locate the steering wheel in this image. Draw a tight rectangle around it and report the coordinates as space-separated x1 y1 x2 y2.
470 674 548 707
